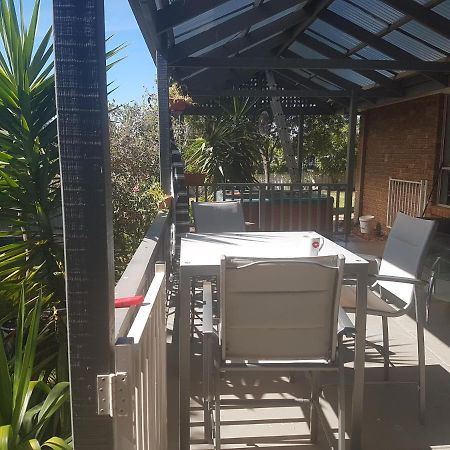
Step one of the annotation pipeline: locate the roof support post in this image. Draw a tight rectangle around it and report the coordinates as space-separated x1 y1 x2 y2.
266 70 300 182
297 112 304 182
344 90 358 238
52 0 115 449
157 51 172 194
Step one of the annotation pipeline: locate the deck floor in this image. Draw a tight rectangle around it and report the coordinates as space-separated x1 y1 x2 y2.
167 237 450 450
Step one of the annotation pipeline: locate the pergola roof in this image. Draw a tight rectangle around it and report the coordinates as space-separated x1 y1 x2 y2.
131 0 450 113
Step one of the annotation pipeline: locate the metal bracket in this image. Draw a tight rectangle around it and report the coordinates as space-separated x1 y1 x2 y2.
97 372 130 417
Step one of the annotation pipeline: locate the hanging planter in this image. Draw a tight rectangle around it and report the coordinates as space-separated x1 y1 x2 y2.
184 172 206 186
169 98 189 113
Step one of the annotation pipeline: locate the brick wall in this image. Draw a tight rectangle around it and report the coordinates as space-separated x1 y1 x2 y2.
356 94 446 229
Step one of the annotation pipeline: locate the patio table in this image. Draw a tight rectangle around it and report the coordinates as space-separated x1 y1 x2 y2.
179 231 368 450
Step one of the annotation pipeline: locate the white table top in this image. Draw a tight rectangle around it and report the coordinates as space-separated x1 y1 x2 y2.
180 232 368 267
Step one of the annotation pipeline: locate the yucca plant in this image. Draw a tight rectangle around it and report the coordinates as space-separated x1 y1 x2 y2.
184 97 261 183
0 290 71 449
0 0 124 319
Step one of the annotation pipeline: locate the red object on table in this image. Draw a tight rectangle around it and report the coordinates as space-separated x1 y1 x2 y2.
114 295 144 308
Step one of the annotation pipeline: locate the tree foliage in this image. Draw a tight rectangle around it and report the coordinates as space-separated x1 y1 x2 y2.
302 115 349 182
183 98 260 183
109 99 164 279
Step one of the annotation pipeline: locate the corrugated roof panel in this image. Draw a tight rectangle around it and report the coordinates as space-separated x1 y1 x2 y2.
329 0 386 34
384 30 446 61
309 19 362 50
401 21 450 55
433 0 450 20
304 30 347 53
327 69 370 86
355 46 393 61
290 69 341 90
174 0 252 43
348 0 404 24
249 1 307 32
289 41 327 59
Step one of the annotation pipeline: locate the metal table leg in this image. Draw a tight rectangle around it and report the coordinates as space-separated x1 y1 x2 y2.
350 265 368 449
179 267 191 450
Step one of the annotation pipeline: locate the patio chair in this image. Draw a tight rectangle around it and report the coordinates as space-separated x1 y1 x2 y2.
203 255 354 450
190 201 246 337
340 212 437 422
192 201 245 233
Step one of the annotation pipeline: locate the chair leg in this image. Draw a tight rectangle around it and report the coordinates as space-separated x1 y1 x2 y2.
309 372 320 444
214 368 221 450
415 289 426 424
203 334 213 443
338 337 346 450
382 316 390 381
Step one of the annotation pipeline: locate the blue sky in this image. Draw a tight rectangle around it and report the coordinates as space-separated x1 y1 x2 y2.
39 0 157 104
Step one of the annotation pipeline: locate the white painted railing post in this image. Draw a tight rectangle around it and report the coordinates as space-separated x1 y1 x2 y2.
114 263 168 450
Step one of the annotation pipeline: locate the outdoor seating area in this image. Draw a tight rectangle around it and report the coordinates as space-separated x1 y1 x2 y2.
48 1 450 450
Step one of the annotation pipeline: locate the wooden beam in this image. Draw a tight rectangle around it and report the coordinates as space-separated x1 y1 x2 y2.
167 0 299 62
296 34 404 96
189 88 353 97
276 0 334 55
128 0 161 59
171 56 450 71
320 9 449 86
344 90 358 237
157 52 172 194
52 0 115 448
381 0 450 41
155 0 230 34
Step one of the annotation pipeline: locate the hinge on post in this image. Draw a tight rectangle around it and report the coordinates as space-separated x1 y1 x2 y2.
97 372 130 417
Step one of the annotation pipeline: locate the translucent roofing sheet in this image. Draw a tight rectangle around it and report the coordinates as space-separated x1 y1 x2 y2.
400 21 450 55
383 30 446 61
304 30 347 54
433 0 450 20
329 0 387 34
173 0 252 43
309 19 361 50
249 1 307 33
345 0 403 24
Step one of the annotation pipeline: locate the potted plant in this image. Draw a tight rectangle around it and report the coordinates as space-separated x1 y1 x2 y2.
169 83 192 113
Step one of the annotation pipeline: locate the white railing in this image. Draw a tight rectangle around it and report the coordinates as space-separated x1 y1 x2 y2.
115 263 168 450
387 178 428 227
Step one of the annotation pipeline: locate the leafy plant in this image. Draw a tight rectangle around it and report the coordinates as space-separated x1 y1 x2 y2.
0 291 71 449
109 99 164 279
0 0 123 318
184 98 260 183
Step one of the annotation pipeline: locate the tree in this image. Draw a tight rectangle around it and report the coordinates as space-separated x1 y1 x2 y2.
109 98 164 278
302 115 349 183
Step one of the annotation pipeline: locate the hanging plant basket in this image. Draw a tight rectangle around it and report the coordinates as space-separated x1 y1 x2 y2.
169 98 189 113
184 172 207 186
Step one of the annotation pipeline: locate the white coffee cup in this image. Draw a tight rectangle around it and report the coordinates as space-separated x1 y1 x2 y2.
308 236 324 256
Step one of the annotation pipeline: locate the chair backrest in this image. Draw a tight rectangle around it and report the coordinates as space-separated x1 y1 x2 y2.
192 201 245 233
379 212 437 306
219 255 345 363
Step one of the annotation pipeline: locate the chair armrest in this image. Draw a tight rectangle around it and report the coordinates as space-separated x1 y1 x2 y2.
370 274 424 285
338 307 355 337
358 254 381 276
202 281 214 334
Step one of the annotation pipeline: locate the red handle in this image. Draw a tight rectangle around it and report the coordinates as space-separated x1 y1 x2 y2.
115 295 144 308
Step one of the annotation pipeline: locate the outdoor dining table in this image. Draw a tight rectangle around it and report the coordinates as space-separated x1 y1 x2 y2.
179 231 369 450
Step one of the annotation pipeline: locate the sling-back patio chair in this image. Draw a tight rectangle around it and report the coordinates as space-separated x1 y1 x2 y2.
203 255 354 450
190 201 246 337
340 212 437 423
192 201 246 233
